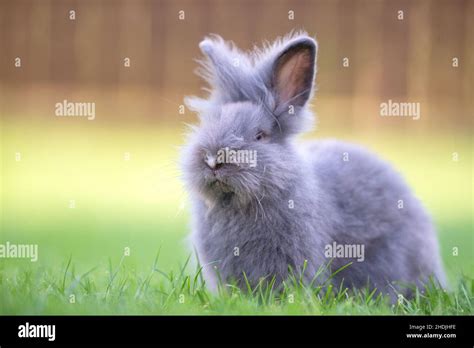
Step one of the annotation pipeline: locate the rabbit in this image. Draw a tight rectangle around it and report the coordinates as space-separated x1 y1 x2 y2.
181 32 446 299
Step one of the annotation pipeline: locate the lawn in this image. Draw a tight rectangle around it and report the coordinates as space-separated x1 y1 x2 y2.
1 120 472 314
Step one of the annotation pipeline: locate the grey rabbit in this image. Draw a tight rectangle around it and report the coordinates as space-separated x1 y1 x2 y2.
181 32 446 299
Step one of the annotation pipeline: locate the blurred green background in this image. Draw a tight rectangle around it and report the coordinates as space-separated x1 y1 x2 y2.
0 0 473 299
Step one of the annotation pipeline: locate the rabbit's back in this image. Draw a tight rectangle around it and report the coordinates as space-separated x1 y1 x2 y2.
302 139 446 294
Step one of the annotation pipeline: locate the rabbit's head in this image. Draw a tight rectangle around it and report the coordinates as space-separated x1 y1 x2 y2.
182 32 318 207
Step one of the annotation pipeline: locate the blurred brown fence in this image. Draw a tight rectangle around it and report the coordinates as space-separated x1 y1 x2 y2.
0 0 472 128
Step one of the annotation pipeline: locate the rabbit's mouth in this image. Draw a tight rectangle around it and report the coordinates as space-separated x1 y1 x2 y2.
209 178 234 194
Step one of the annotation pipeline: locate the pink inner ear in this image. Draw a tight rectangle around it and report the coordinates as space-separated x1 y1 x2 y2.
275 47 313 106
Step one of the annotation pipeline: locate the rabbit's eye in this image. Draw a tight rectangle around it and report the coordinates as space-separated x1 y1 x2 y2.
255 131 267 141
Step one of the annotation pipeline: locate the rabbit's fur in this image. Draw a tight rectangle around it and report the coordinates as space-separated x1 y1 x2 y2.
181 32 446 298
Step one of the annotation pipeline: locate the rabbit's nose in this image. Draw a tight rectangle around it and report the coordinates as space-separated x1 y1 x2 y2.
204 153 223 171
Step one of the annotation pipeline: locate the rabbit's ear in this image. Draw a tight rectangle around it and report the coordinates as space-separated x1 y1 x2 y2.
196 36 259 103
199 38 232 73
271 37 317 111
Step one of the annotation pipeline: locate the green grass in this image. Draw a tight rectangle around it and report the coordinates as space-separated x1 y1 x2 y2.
1 254 472 315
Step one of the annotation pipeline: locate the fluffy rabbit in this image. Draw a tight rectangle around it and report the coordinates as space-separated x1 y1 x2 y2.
181 32 446 298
